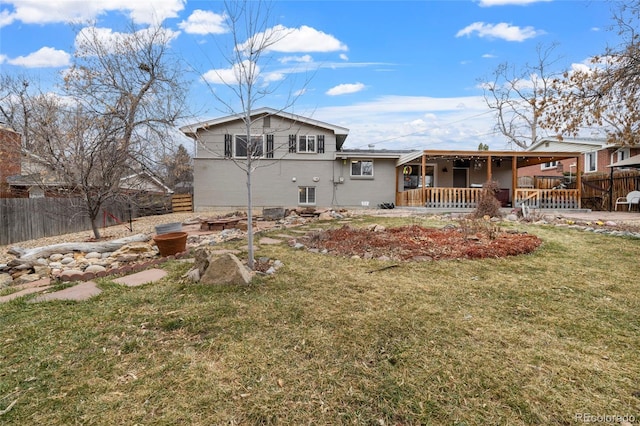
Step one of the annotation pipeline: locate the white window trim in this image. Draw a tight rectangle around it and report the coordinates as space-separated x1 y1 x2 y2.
234 134 264 158
350 159 374 179
298 135 317 154
298 186 316 205
611 148 630 164
584 152 597 173
541 161 558 170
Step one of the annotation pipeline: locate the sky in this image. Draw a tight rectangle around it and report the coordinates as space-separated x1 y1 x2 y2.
0 0 623 152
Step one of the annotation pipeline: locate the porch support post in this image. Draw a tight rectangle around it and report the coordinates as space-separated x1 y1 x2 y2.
511 155 518 206
487 155 493 182
576 154 583 209
421 151 426 206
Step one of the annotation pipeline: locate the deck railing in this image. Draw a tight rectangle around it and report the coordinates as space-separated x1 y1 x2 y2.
396 188 483 208
514 188 579 209
396 187 580 209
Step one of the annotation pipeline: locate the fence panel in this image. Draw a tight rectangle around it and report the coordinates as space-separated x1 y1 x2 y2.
0 198 134 246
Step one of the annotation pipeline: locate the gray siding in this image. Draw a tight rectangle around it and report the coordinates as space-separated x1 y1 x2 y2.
193 157 397 210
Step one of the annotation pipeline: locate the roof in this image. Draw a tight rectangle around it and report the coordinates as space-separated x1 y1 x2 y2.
336 149 414 160
180 107 350 149
608 153 640 168
396 149 584 168
527 136 608 153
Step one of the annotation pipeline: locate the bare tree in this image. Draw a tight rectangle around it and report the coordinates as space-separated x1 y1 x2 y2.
541 2 640 145
161 144 193 190
480 43 562 150
0 23 189 239
197 0 306 269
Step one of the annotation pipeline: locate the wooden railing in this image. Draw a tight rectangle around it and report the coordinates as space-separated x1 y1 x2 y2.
514 189 579 209
396 188 483 208
396 187 581 209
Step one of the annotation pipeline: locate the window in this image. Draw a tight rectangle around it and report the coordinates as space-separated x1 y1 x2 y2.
612 148 630 164
351 160 373 177
234 135 264 158
585 152 597 172
298 186 316 205
298 135 316 153
541 161 558 170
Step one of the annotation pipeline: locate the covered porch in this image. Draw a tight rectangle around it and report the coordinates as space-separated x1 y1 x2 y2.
395 150 584 209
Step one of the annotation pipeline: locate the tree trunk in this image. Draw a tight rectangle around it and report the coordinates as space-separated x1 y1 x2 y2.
9 234 151 264
246 161 255 270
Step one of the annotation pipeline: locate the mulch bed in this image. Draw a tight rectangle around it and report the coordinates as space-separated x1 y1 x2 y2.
303 224 542 261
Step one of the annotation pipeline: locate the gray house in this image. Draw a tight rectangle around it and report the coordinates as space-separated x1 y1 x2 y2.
180 107 407 211
180 108 586 211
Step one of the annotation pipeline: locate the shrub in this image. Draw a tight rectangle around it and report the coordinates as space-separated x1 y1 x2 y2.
471 180 503 219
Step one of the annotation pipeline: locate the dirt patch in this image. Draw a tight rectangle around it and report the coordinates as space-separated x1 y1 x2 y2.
303 224 542 261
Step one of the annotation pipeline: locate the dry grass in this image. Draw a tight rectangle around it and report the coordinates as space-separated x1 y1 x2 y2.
1 215 639 425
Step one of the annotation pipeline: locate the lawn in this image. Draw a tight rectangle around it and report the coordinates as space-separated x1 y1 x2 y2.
1 215 639 425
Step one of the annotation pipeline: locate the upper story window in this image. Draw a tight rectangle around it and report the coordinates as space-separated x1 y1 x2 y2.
298 135 316 153
351 160 374 177
234 135 264 158
585 152 597 172
289 134 325 154
541 161 559 170
612 148 630 164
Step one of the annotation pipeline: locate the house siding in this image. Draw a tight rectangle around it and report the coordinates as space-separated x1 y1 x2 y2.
193 157 397 210
195 115 337 161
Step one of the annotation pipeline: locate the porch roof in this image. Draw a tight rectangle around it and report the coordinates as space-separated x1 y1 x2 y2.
396 150 583 168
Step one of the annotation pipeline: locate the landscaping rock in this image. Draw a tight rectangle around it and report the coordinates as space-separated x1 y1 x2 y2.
200 253 252 286
263 207 285 221
85 264 107 274
0 273 13 287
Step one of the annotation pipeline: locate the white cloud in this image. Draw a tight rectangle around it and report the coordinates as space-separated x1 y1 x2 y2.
482 53 497 58
202 60 260 85
456 22 543 42
339 53 349 61
312 95 505 151
7 47 71 68
478 0 551 6
0 54 6 64
0 9 15 27
326 82 365 96
178 9 227 35
239 24 348 54
279 54 313 64
0 0 185 26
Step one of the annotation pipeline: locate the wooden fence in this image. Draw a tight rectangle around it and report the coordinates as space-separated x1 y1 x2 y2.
581 170 640 211
171 193 193 212
1 198 139 246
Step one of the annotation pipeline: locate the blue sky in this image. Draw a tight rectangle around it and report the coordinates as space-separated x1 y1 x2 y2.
0 0 621 151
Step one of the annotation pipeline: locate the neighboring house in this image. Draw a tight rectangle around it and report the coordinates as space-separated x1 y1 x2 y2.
0 125 21 194
7 150 172 198
180 108 585 211
521 137 640 177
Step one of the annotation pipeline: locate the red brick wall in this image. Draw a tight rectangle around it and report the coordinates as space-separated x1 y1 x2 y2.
520 147 640 179
0 128 21 191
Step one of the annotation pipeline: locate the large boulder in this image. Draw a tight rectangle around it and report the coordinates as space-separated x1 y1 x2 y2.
199 253 252 286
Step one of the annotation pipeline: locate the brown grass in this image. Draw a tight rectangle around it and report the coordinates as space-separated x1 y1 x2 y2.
1 215 639 425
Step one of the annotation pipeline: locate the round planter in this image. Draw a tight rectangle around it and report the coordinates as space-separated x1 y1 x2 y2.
153 231 188 257
155 222 183 235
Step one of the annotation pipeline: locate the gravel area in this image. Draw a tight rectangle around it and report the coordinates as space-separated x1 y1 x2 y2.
0 212 210 264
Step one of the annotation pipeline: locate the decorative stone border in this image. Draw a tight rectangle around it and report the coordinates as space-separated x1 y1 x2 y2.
55 250 191 283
